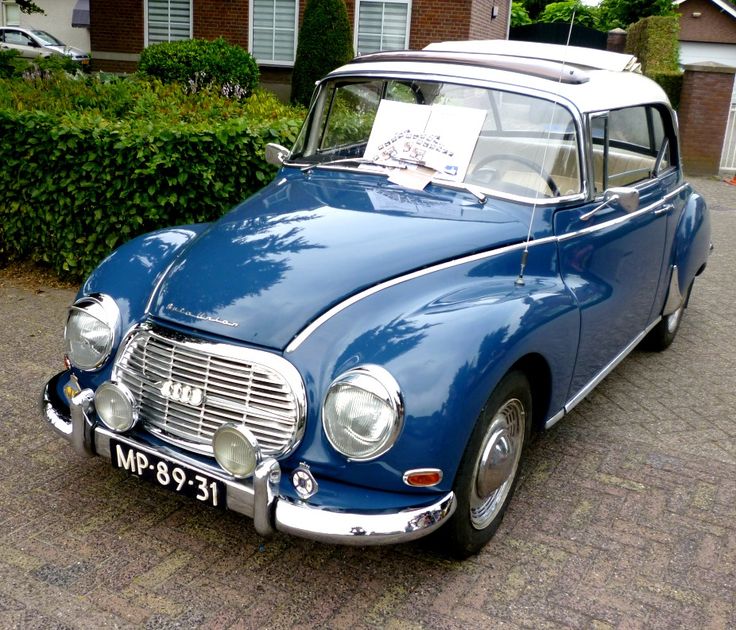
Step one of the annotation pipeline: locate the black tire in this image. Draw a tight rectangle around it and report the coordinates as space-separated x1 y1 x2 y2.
641 283 692 352
436 371 532 559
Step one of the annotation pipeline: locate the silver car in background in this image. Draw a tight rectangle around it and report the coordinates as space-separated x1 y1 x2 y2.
0 26 89 66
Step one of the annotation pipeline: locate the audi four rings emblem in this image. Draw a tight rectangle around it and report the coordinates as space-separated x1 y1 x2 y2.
160 380 205 407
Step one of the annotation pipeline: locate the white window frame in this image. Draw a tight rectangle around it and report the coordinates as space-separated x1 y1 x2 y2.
249 0 299 67
144 0 193 47
354 0 411 56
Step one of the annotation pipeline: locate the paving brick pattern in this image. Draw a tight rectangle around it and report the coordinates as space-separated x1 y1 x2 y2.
0 177 734 629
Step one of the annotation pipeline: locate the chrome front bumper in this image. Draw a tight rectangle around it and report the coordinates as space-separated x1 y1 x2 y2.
41 376 456 546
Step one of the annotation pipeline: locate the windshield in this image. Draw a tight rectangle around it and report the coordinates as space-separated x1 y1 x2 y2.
31 30 64 46
290 78 581 200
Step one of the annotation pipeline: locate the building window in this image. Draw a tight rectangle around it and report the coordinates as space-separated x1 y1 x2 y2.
146 0 192 45
250 0 298 66
355 0 411 56
2 2 21 26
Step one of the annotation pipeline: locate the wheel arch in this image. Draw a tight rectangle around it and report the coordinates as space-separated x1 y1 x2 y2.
507 353 552 434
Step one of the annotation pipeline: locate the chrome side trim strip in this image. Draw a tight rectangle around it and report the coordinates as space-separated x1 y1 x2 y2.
544 409 565 430
544 316 661 429
285 236 558 353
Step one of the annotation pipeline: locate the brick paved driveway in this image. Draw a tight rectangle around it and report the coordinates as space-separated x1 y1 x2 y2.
1 177 734 629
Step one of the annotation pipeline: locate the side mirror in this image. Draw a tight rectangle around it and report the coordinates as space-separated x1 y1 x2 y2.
581 186 639 221
265 143 289 166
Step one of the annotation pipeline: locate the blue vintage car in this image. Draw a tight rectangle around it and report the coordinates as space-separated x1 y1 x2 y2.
42 41 711 557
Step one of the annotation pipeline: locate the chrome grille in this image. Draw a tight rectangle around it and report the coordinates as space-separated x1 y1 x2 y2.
113 324 306 457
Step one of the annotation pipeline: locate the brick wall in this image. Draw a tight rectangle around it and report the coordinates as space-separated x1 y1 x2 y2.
89 0 511 74
469 0 509 41
679 62 736 175
194 0 248 46
677 0 736 44
89 0 142 72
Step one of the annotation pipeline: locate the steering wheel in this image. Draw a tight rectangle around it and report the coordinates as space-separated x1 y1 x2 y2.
470 154 561 197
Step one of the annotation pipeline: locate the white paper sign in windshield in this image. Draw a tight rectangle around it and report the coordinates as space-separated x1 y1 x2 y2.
364 100 486 182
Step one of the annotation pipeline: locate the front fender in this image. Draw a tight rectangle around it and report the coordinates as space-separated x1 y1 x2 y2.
71 225 208 389
286 242 579 497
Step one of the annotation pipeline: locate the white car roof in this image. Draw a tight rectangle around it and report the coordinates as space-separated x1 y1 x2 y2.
330 42 669 114
424 40 642 73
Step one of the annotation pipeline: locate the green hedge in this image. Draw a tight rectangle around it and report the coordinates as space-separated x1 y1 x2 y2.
0 75 304 279
649 71 683 110
624 15 682 109
625 15 680 74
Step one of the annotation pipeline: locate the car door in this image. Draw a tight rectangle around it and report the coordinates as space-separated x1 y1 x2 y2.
1 28 41 58
554 104 674 401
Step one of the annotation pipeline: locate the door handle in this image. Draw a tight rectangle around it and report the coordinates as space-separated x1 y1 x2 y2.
654 203 674 216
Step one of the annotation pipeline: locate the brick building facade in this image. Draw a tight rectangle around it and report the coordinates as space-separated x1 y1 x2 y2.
89 0 510 76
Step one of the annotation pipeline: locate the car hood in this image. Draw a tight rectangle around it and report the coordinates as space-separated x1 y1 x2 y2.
149 171 532 349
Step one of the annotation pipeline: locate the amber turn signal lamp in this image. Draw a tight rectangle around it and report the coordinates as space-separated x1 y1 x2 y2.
403 469 443 487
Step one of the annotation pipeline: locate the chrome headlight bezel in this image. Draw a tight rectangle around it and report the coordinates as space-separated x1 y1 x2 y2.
64 293 120 371
322 365 404 462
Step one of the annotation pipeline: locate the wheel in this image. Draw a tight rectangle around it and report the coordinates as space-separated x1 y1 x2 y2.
641 282 692 352
469 154 560 197
436 371 532 558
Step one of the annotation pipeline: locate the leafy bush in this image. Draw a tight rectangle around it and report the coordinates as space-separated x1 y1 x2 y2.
511 2 532 27
0 49 21 78
138 37 259 96
0 74 304 278
537 1 598 29
291 0 354 107
597 0 675 31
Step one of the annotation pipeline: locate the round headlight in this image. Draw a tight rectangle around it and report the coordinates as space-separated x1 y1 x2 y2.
95 381 138 432
64 294 119 370
322 365 404 461
213 424 259 478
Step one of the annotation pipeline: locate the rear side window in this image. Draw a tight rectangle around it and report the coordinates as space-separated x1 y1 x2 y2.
591 105 675 193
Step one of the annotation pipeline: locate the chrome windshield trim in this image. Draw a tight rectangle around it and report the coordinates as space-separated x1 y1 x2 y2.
286 236 558 353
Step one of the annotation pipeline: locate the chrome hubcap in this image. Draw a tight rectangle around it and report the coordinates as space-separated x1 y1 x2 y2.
470 398 525 530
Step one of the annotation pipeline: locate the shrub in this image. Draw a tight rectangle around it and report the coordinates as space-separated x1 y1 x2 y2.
291 0 354 107
138 37 259 96
0 75 305 278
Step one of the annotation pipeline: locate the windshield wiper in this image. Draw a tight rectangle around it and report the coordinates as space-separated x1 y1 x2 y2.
301 157 403 173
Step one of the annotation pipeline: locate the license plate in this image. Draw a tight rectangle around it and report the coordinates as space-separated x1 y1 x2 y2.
111 440 225 509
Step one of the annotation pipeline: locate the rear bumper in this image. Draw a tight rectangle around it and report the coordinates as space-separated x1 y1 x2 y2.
41 374 455 546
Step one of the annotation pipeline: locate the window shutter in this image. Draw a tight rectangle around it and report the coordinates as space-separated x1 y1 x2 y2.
252 0 297 64
357 1 408 55
148 0 191 44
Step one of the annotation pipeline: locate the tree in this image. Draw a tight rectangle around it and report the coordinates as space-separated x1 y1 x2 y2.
16 0 43 14
290 0 354 107
537 1 599 28
597 0 675 30
511 2 533 27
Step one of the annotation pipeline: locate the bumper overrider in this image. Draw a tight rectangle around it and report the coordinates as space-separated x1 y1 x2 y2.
41 373 456 545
